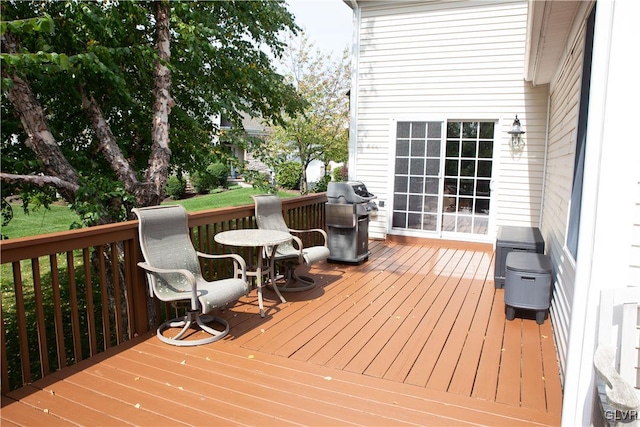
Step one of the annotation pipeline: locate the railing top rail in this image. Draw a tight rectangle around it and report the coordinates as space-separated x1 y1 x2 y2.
0 193 328 263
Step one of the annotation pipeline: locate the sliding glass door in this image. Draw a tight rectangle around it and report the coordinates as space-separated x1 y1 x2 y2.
392 120 495 238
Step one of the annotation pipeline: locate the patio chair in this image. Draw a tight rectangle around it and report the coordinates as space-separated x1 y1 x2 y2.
252 195 330 292
133 205 250 346
593 288 640 425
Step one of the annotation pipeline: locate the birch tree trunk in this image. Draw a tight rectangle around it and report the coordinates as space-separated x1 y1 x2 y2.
144 1 174 207
1 31 80 202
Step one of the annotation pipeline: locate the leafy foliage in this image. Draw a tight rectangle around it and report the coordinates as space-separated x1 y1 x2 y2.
248 33 350 194
1 0 304 224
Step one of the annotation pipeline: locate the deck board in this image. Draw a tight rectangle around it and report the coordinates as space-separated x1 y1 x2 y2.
448 254 496 395
2 239 562 426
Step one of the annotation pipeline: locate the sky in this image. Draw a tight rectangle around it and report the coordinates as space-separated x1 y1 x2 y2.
286 0 353 58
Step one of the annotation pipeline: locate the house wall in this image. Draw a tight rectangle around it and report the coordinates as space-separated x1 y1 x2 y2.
537 1 640 422
350 0 548 240
539 13 588 380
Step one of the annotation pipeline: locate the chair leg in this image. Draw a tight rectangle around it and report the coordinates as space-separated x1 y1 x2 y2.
273 262 315 292
157 310 230 346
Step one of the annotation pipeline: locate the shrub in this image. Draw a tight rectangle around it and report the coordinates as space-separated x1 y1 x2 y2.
332 166 346 182
276 161 302 190
191 162 229 194
207 162 229 188
166 176 187 199
312 174 332 193
244 170 276 194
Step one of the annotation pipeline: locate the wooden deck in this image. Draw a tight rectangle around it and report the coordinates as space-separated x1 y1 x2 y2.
1 239 563 426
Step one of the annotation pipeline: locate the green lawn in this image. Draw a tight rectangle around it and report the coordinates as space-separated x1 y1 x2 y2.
2 187 297 240
1 203 81 240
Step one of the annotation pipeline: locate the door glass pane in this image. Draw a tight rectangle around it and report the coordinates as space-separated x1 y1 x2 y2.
410 158 424 175
412 122 426 138
424 196 438 212
409 176 424 193
411 140 425 157
479 141 493 158
408 195 423 211
393 212 407 228
428 122 442 138
396 140 410 156
441 121 495 235
474 217 488 234
478 160 492 177
446 141 459 157
460 179 474 196
462 122 477 138
407 213 422 229
460 160 475 176
425 177 439 194
476 180 490 196
462 141 476 157
423 214 438 231
394 193 407 210
393 121 443 232
479 122 494 139
442 214 455 231
475 198 489 214
397 122 410 138
457 216 472 232
426 159 439 175
447 122 460 138
395 158 409 174
427 140 440 156
445 159 459 176
394 175 408 192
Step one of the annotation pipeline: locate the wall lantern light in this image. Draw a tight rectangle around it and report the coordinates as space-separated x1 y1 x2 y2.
507 115 525 149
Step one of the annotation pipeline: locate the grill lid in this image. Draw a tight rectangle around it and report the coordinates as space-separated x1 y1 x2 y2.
327 181 376 204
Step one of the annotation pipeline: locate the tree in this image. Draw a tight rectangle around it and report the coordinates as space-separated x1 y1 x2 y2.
1 1 304 225
250 34 349 194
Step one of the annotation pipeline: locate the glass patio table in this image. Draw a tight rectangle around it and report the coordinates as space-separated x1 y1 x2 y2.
214 229 291 317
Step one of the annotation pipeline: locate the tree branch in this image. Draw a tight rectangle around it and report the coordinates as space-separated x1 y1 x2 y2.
1 173 80 194
80 89 142 197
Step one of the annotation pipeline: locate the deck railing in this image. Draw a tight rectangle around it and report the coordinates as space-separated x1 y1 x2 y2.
0 193 327 394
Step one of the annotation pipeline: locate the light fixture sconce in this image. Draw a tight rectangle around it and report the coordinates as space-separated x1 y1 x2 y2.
507 115 525 149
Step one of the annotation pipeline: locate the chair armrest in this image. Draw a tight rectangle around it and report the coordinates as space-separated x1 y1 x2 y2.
594 345 640 412
196 252 247 282
137 262 199 309
137 262 197 284
289 228 328 246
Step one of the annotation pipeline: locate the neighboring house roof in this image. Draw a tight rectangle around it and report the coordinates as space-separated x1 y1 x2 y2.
220 112 270 138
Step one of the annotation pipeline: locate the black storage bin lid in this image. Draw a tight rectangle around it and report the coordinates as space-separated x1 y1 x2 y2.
497 226 544 249
505 252 552 274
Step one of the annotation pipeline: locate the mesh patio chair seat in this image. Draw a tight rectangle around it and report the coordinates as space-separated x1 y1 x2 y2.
133 205 250 346
252 195 330 292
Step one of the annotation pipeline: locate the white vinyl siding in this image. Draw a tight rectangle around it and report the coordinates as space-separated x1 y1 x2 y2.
351 0 548 240
540 20 587 378
632 179 640 286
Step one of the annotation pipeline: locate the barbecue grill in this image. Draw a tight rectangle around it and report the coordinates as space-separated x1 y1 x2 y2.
326 181 378 263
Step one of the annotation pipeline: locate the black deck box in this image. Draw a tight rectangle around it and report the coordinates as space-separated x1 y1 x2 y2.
495 226 544 288
504 252 553 324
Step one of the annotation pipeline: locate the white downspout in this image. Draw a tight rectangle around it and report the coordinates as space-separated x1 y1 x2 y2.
347 2 360 181
538 92 550 229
